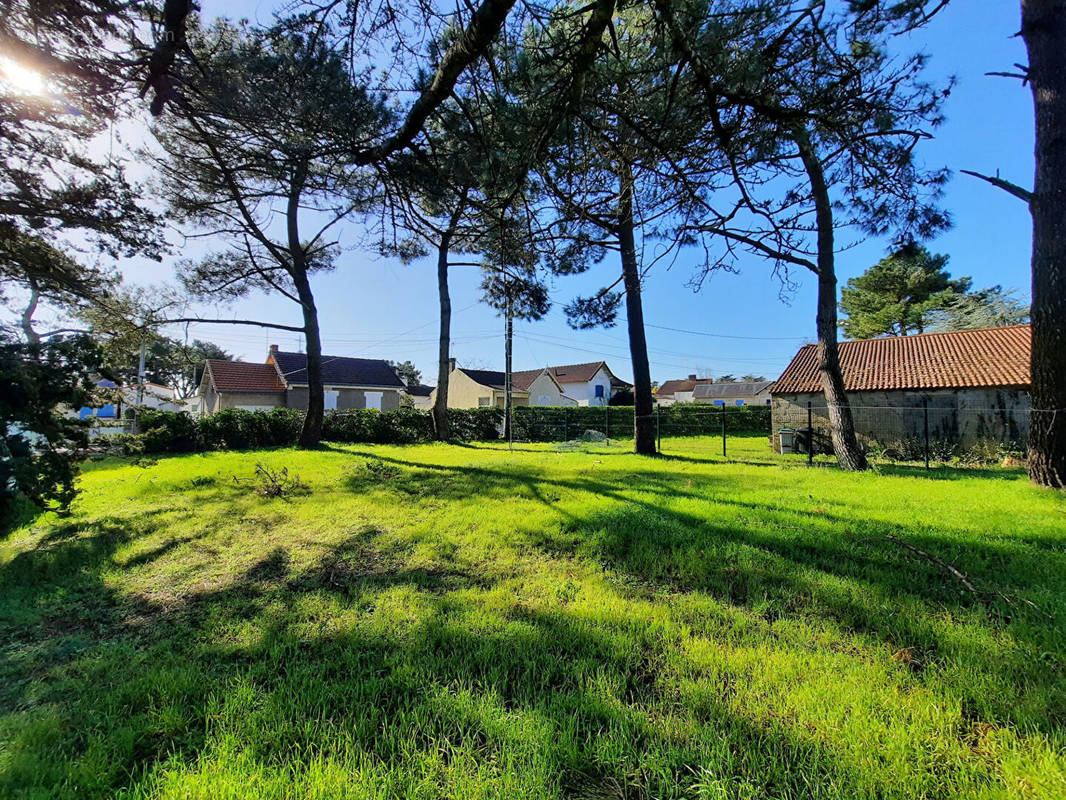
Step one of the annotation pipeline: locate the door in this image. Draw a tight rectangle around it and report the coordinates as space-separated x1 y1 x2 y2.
324 389 338 411
365 391 382 411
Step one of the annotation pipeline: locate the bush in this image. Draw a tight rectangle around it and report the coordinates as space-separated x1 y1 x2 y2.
123 405 502 454
199 409 276 450
447 407 503 441
138 408 200 453
512 403 772 441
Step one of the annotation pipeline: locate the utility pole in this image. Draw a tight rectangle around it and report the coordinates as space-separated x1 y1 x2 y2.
133 339 147 433
504 290 514 448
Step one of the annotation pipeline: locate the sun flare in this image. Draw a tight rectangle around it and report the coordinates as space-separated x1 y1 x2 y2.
0 57 47 95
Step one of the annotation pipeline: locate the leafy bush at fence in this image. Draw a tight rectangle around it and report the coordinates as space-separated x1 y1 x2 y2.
105 406 501 454
513 403 771 441
139 408 200 453
447 407 504 441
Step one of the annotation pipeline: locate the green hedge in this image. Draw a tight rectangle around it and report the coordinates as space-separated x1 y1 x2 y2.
513 403 771 441
117 407 503 454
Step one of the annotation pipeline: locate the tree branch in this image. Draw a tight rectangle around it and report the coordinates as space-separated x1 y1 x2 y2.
960 169 1033 204
164 317 306 332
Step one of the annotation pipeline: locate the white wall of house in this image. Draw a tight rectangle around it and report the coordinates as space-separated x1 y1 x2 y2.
526 373 578 407
560 367 614 406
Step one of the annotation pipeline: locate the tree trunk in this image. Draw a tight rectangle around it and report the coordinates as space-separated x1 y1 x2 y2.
294 270 324 449
1022 0 1066 488
617 159 657 455
432 226 454 441
287 163 323 449
504 292 513 443
21 282 40 345
794 126 868 471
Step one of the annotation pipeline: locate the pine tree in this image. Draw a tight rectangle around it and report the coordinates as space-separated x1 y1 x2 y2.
840 246 968 338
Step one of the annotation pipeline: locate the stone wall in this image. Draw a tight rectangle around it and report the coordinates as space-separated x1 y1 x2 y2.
771 388 1031 453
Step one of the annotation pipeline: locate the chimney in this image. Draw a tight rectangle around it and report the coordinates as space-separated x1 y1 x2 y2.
688 374 697 381
448 357 457 372
269 344 278 354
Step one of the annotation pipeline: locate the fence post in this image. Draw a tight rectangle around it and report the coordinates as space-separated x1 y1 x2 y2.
923 399 930 470
655 404 661 452
605 404 609 437
564 407 570 441
721 406 727 457
807 401 813 466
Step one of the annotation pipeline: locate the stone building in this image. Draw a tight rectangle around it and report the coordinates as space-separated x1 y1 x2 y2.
771 326 1031 452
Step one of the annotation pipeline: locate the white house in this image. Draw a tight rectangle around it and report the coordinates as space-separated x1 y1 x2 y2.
544 362 630 407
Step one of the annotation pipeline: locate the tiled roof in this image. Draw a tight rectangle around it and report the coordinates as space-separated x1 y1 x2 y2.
460 368 530 393
511 369 550 392
655 378 715 397
206 360 287 393
693 381 774 399
772 325 1031 394
406 383 434 397
271 351 404 388
547 361 609 384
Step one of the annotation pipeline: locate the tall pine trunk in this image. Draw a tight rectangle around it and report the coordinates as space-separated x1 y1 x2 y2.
431 197 468 441
794 127 868 471
504 292 513 443
1022 0 1066 488
432 229 453 441
294 270 324 449
287 164 324 449
617 159 657 455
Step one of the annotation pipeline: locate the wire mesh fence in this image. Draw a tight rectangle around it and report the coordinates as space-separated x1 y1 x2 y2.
774 401 1029 467
513 404 771 444
512 402 1029 469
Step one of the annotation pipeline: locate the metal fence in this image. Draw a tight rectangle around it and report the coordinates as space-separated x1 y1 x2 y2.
513 405 771 455
512 402 1028 468
774 401 1029 467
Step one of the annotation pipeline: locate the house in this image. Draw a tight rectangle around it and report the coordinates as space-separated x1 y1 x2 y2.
544 362 630 406
654 375 716 405
268 347 405 411
771 325 1032 450
431 361 577 409
77 379 182 420
197 346 406 414
404 384 435 408
693 381 774 406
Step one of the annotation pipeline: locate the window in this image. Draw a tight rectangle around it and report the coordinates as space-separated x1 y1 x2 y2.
735 400 745 406
365 391 382 411
478 397 491 407
594 384 605 398
713 400 725 406
765 399 772 405
324 389 338 410
538 395 552 406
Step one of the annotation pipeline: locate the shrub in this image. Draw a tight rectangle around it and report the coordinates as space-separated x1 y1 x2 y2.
512 403 772 441
138 408 200 453
119 404 503 455
199 409 275 450
447 407 503 441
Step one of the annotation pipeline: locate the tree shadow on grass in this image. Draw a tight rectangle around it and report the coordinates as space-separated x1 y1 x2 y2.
0 522 990 800
339 453 1066 732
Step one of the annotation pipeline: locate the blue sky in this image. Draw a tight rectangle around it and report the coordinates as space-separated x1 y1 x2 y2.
145 0 1033 386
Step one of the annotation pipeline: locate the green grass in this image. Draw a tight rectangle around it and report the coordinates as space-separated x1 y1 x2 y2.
1 436 1064 799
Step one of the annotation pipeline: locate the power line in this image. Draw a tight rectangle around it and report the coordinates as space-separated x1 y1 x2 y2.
645 323 811 341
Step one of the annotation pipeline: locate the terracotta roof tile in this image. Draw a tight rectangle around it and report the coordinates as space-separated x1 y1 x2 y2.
206 360 287 393
772 325 1031 394
547 361 608 383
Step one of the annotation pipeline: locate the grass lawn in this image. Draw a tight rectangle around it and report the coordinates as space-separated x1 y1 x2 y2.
1 436 1065 799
